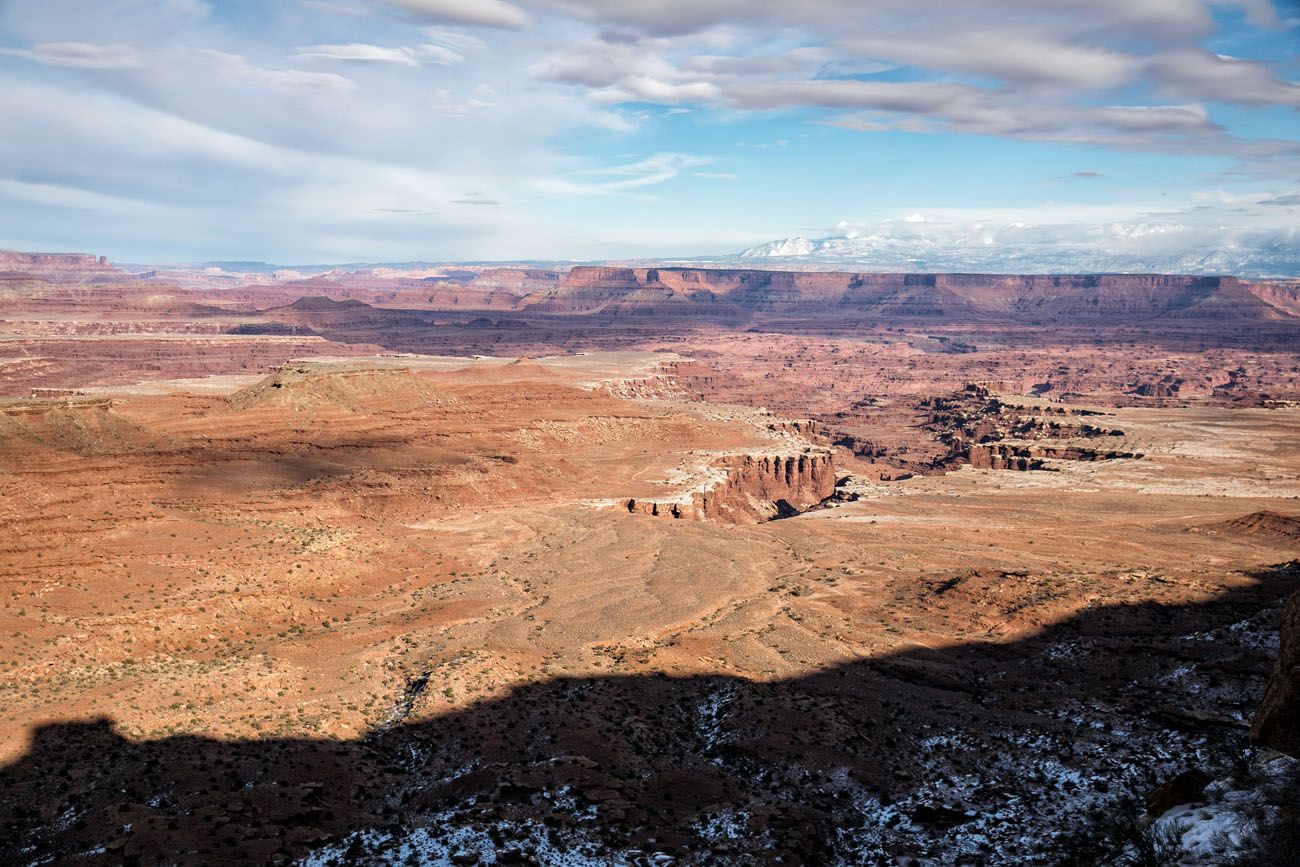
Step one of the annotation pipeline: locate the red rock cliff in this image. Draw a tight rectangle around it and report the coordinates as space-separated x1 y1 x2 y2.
626 450 837 524
0 250 117 275
512 266 1297 323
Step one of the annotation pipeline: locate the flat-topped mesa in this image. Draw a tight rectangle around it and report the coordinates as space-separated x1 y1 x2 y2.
1 395 115 416
625 449 837 524
0 250 116 274
521 266 747 317
0 396 149 455
507 266 1299 323
0 250 122 284
598 359 732 401
282 295 373 311
567 266 639 284
466 268 560 295
224 364 451 413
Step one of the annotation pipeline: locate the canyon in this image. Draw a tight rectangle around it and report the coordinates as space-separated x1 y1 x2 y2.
518 267 1300 323
1 251 1299 865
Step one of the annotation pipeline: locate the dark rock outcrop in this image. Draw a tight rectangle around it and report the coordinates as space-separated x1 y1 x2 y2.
1253 580 1300 757
1145 769 1211 818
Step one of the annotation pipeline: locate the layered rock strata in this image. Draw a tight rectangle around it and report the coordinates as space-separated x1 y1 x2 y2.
626 450 837 524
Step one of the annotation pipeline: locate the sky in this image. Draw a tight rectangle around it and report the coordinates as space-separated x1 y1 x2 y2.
0 0 1298 267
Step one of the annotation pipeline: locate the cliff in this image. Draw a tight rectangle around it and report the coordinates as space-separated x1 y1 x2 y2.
521 267 747 317
910 385 1140 473
1245 281 1300 318
625 450 837 524
0 250 117 275
0 274 226 318
510 267 1300 323
1252 581 1300 757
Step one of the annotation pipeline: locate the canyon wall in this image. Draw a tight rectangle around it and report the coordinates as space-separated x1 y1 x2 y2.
1245 281 1300 318
520 267 746 317
267 276 525 311
4 249 1297 326
626 450 837 524
0 274 225 318
513 267 1297 323
0 251 117 276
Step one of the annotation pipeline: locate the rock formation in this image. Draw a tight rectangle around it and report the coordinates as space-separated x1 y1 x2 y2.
0 250 118 277
512 267 1300 323
1219 511 1300 541
907 385 1139 474
966 443 1042 471
626 450 837 523
1252 582 1300 757
224 364 451 413
0 396 151 454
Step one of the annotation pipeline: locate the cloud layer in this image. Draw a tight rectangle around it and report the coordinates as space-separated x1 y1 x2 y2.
0 0 1295 266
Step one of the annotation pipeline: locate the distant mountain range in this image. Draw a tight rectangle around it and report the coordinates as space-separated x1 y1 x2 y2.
736 228 1300 280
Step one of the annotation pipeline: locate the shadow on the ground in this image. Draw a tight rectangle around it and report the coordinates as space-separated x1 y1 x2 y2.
3 562 1297 866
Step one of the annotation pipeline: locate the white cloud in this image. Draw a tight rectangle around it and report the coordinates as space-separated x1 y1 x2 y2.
296 43 416 66
538 0 1268 43
299 0 374 14
526 0 1300 157
845 31 1142 90
374 0 529 29
0 76 291 175
431 84 498 114
0 41 142 69
293 42 464 66
740 211 1300 278
538 152 713 195
1148 49 1300 106
417 44 465 64
0 0 1294 265
202 50 358 94
420 28 487 51
0 177 160 215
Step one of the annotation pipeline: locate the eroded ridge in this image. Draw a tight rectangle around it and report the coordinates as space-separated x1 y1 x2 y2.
625 449 838 523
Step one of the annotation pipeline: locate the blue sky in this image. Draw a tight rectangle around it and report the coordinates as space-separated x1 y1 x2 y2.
0 0 1297 266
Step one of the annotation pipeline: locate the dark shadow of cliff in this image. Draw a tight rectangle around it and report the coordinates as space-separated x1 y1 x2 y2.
3 562 1297 866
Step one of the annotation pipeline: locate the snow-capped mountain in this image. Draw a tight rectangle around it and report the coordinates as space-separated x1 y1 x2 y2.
743 237 817 258
737 224 1300 279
